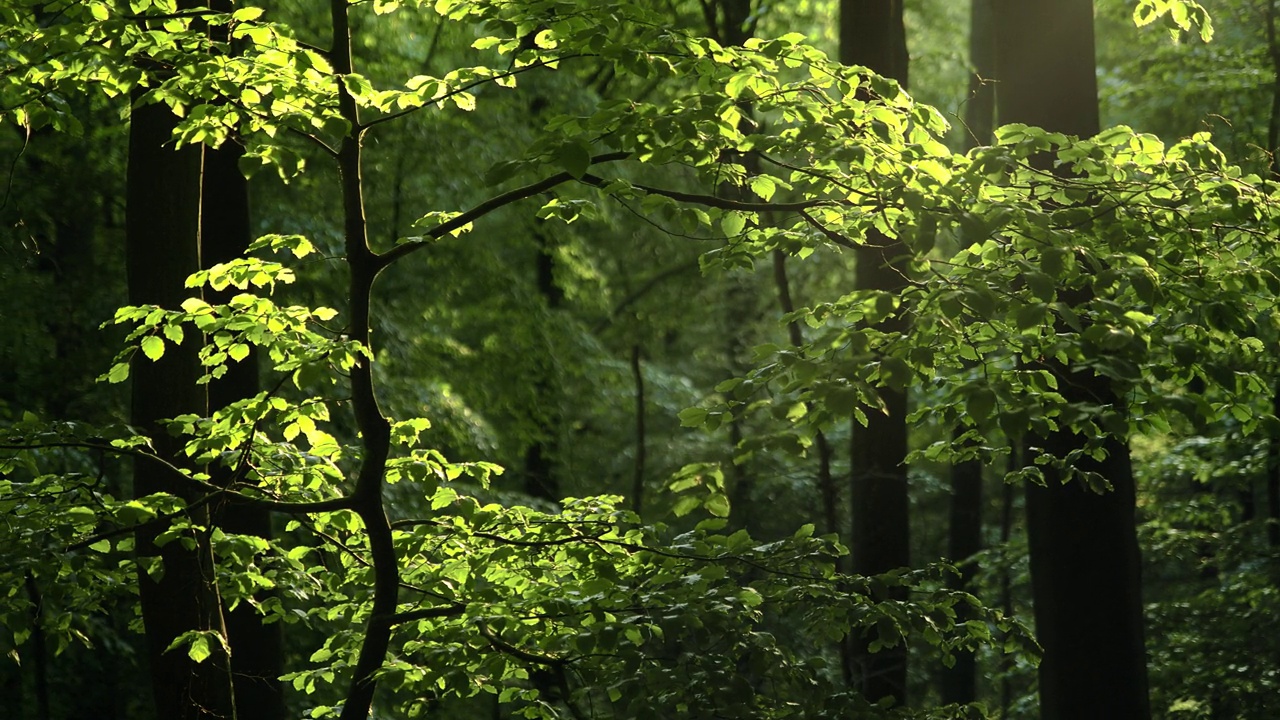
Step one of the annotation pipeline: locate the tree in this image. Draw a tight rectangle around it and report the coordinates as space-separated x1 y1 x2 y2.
839 0 912 706
939 0 995 708
125 12 238 713
991 2 1151 718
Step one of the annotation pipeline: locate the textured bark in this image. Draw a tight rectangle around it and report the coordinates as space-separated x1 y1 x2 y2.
840 0 911 706
127 89 237 720
940 444 982 705
994 3 1150 718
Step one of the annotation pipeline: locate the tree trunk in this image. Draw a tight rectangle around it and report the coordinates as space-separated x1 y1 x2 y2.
127 89 237 720
203 120 286 720
1264 0 1280 553
963 0 996 148
840 0 911 707
524 221 562 501
196 3 286 714
630 344 647 514
993 3 1150 718
940 0 995 706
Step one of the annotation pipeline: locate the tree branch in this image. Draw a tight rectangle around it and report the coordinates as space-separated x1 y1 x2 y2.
797 208 858 249
361 58 581 131
578 173 834 213
0 441 356 514
374 152 630 270
388 604 466 626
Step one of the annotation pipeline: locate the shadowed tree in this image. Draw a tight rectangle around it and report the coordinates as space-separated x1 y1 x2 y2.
840 0 911 706
993 2 1151 717
940 0 995 706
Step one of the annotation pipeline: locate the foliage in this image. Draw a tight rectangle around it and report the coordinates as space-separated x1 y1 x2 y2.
3 0 1280 718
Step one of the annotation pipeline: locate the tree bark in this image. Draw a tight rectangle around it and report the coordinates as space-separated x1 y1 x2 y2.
840 0 911 706
127 86 237 720
993 3 1150 718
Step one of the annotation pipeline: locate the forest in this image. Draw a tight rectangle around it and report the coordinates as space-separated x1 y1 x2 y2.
1 0 1278 718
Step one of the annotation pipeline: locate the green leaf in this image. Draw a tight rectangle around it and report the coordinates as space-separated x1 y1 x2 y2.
721 211 746 237
141 336 165 361
106 363 130 384
749 175 776 201
1015 303 1046 330
188 635 211 663
677 407 708 427
231 6 265 21
966 387 997 423
672 495 701 517
880 357 913 388
553 140 592 179
726 71 754 99
704 492 731 518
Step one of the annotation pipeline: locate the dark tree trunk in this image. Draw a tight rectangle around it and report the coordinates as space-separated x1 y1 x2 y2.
993 3 1150 718
941 0 996 706
840 0 911 707
127 89 237 720
202 117 286 720
963 0 996 148
630 344 647 514
200 3 286 714
524 221 561 501
940 447 982 705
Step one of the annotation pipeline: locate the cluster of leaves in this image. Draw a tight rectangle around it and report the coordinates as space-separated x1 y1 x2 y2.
684 122 1280 490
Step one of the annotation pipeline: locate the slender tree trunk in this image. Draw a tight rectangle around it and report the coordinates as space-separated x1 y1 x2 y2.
23 575 49 720
709 0 758 531
771 250 839 541
329 2 398 717
840 0 911 706
997 464 1017 718
630 344 647 514
127 83 237 720
993 3 1150 718
772 245 850 682
524 220 561 501
1264 0 1280 553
